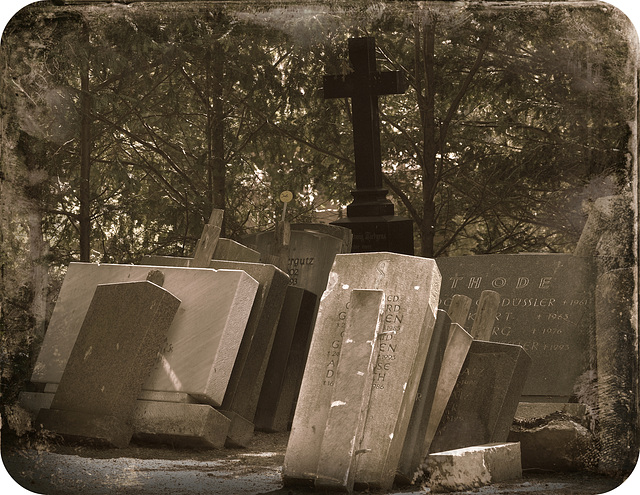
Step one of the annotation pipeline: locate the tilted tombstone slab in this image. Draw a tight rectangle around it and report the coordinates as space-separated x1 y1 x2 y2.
396 309 452 485
36 281 180 447
142 237 260 265
31 263 258 407
436 254 595 401
243 227 350 300
283 252 440 490
315 289 385 492
254 286 318 432
140 256 290 446
422 321 473 457
430 341 532 454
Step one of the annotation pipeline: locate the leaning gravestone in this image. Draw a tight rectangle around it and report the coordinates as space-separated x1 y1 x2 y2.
315 289 385 492
253 286 318 432
436 254 595 402
36 280 180 447
243 225 351 300
283 252 441 491
430 341 532 454
396 309 452 484
142 256 289 446
31 263 258 406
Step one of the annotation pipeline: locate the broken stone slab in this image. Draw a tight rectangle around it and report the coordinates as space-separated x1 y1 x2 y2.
315 289 385 492
426 442 522 492
132 400 231 449
508 415 595 471
514 402 588 422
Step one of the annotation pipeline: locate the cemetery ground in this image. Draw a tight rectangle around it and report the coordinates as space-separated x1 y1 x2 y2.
1 429 630 495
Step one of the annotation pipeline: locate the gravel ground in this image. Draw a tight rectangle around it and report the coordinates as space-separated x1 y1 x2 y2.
1 431 637 495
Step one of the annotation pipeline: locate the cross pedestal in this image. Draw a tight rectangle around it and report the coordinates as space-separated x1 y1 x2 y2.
324 37 413 254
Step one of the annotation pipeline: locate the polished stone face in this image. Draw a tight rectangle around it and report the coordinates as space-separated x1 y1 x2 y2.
436 254 595 400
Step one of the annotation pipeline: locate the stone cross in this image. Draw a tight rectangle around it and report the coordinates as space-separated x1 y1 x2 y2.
324 37 407 217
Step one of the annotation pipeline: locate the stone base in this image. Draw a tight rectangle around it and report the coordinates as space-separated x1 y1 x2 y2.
426 443 522 492
508 417 595 471
219 409 254 448
36 408 133 448
331 215 413 255
18 391 54 417
132 401 230 449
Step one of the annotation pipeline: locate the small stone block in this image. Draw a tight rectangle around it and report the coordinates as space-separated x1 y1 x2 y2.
132 401 230 449
219 409 255 448
426 443 522 492
18 391 54 416
36 408 133 448
137 391 197 404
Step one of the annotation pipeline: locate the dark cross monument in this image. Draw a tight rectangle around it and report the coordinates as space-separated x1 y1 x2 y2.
324 37 414 254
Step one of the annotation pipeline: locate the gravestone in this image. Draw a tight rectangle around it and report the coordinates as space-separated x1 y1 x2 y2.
283 252 441 490
422 321 473 457
142 256 290 446
242 225 351 300
142 237 260 265
323 37 413 254
36 280 181 447
315 289 385 492
254 286 318 432
31 263 258 407
430 341 532 454
396 309 452 485
436 254 595 401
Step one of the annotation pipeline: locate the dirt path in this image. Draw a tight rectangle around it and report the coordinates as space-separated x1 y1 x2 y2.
1 431 635 495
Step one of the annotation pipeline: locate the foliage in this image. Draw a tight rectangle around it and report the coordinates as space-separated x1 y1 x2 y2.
0 2 636 401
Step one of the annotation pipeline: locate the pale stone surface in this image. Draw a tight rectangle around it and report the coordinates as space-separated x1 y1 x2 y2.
142 239 260 265
132 400 231 449
426 442 522 492
245 227 350 299
284 253 440 488
141 258 290 446
37 281 181 447
396 310 452 485
219 410 255 448
283 253 440 491
469 290 500 340
31 263 258 407
423 323 473 454
315 290 385 492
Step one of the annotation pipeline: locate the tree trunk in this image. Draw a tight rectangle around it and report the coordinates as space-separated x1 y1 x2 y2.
79 28 91 262
208 42 226 235
419 20 437 258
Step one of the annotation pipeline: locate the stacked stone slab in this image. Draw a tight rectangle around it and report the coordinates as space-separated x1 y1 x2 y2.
25 263 259 448
282 252 441 491
36 280 181 447
254 286 318 432
430 341 532 454
141 256 289 447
